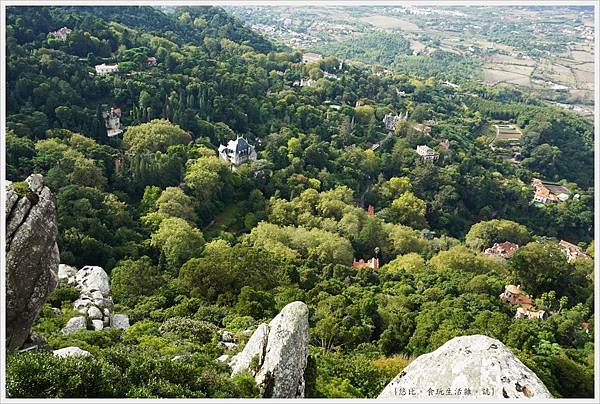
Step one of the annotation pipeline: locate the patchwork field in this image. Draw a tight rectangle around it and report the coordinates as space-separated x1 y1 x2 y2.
409 39 426 52
488 54 536 66
483 67 530 86
360 15 419 31
573 69 594 88
571 50 594 62
575 62 594 72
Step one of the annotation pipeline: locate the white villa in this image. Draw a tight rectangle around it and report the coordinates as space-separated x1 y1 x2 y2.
95 63 119 76
323 71 339 80
416 145 439 162
218 137 257 167
382 112 407 131
49 27 72 41
102 107 123 137
293 78 317 88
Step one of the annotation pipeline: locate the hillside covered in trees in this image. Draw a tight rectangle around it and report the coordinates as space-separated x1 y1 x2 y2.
4 5 594 399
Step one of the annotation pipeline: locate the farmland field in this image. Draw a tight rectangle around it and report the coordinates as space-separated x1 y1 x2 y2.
483 67 530 86
230 5 595 108
360 15 419 31
488 54 536 66
573 69 594 87
571 50 594 62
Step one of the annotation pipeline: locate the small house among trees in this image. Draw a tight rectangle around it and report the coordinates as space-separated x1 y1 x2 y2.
218 136 257 167
382 112 407 131
103 107 123 137
95 63 119 76
532 178 571 204
438 138 450 151
484 241 519 260
302 52 322 63
352 257 379 270
559 239 590 262
49 26 71 41
293 78 316 87
500 285 547 320
416 145 439 162
413 123 432 134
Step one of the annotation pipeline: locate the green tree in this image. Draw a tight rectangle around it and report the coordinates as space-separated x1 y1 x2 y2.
465 219 530 251
389 192 427 229
429 245 505 274
150 217 205 271
354 105 375 125
184 155 231 202
111 256 163 305
509 241 573 297
124 119 191 153
178 244 286 303
234 286 276 319
155 187 197 224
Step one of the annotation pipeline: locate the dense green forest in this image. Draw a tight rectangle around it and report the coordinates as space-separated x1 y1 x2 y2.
313 32 412 67
5 5 594 398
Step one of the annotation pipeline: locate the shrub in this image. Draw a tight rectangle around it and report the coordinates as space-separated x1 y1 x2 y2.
123 320 159 344
223 315 257 331
47 287 80 307
194 304 230 326
159 317 217 344
6 352 123 397
48 329 122 355
231 372 259 398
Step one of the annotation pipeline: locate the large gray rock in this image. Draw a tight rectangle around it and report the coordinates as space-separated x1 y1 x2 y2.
230 323 269 375
6 175 60 350
53 346 92 358
75 266 110 295
87 306 103 320
110 314 130 330
57 264 77 284
222 330 234 343
62 316 87 335
91 319 104 331
230 301 309 398
378 335 553 399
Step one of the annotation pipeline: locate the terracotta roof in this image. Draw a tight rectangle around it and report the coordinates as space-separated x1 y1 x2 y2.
559 240 590 262
506 284 521 295
352 257 379 270
517 294 533 307
485 241 519 258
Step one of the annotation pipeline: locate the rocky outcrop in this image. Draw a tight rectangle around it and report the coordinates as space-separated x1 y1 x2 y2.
60 265 129 333
229 301 309 398
58 264 77 285
58 264 129 334
6 175 60 351
230 323 269 375
75 265 110 295
378 335 552 399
